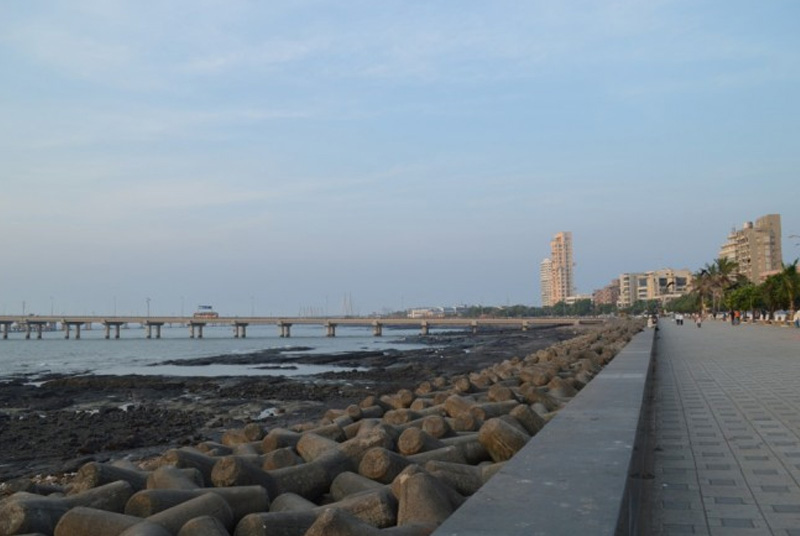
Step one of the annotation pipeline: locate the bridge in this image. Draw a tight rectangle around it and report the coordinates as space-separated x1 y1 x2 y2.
0 315 598 340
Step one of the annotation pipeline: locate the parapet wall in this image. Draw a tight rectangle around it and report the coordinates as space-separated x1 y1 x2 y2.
433 327 657 536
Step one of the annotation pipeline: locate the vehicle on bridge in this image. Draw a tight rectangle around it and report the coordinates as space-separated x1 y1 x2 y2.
193 305 219 319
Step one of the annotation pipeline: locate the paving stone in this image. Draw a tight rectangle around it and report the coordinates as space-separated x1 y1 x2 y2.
720 518 755 528
772 505 800 513
714 497 745 505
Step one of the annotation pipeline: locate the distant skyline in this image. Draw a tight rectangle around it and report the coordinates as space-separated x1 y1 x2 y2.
1 1 799 315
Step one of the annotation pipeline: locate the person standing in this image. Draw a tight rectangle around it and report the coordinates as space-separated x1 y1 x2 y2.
695 313 702 328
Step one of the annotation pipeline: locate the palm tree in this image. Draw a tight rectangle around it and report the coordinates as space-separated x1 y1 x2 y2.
692 266 715 315
777 259 800 322
691 258 741 316
710 257 741 313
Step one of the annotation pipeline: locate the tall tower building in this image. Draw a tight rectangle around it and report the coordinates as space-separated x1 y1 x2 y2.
540 258 552 307
718 214 782 282
549 231 575 305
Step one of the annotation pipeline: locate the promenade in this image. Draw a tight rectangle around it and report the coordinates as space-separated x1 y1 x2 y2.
652 319 800 535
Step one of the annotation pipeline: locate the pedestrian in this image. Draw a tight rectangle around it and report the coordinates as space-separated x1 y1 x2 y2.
794 309 800 328
695 313 702 328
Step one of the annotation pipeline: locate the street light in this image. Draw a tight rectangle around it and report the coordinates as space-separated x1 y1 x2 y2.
146 297 151 318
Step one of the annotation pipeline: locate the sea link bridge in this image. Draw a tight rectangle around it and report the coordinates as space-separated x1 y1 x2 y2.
0 315 599 340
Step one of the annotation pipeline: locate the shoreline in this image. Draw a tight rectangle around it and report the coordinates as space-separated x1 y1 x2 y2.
0 325 578 486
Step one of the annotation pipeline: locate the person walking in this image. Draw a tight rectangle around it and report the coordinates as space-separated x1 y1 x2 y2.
695 313 702 328
794 309 800 328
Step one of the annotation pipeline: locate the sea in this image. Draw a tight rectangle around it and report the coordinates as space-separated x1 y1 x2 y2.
0 323 432 381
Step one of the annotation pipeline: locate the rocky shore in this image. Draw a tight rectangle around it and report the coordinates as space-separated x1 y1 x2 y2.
0 325 573 484
0 320 642 535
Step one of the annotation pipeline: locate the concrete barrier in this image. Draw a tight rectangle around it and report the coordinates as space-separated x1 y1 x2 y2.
433 328 656 536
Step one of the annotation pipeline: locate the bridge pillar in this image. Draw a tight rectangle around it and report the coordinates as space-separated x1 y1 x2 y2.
420 321 429 336
146 324 152 339
233 323 248 338
64 323 70 339
105 322 122 339
25 323 31 340
37 324 43 339
188 323 205 338
325 323 336 337
372 322 383 337
75 323 81 340
2 323 9 339
155 324 162 339
279 323 292 338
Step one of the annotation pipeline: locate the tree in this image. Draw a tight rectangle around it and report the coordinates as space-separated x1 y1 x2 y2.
777 259 800 320
692 258 741 315
625 299 660 316
692 266 715 314
760 274 783 320
666 293 699 314
726 284 762 321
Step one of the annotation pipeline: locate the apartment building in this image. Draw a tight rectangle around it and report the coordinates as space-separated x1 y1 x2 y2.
592 279 620 306
718 214 783 282
540 258 553 307
617 269 692 308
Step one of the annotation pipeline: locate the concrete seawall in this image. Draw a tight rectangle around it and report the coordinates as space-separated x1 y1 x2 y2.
434 327 657 535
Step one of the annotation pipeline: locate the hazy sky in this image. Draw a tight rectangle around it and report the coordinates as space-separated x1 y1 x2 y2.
1 1 799 316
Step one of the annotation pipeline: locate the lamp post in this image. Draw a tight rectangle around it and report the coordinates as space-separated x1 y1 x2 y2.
146 297 151 318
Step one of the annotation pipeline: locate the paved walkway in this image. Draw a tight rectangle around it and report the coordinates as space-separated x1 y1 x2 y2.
652 319 800 535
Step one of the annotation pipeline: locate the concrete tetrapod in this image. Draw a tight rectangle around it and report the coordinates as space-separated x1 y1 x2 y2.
303 508 436 536
54 493 233 536
392 467 464 527
69 462 149 494
234 486 398 536
176 515 231 536
0 480 134 536
124 486 269 522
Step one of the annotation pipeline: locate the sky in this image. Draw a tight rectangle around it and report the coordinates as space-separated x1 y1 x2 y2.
1 1 799 317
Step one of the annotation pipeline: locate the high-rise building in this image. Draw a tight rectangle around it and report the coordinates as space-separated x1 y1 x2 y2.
549 231 574 305
718 214 783 282
540 258 552 307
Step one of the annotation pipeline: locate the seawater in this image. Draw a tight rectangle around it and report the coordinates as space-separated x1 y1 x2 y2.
0 324 430 380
